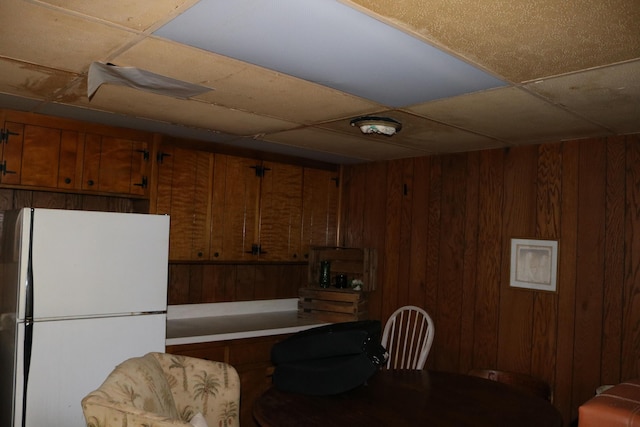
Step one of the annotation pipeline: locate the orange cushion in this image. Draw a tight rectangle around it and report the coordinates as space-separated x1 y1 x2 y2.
578 379 640 427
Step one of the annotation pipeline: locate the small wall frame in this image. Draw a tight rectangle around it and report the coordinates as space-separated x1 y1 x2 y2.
509 238 558 292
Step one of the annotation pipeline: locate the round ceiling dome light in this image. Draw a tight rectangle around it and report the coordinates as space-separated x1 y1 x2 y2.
350 116 402 136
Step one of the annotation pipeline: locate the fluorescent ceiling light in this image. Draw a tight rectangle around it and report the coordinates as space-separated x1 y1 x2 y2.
154 0 506 107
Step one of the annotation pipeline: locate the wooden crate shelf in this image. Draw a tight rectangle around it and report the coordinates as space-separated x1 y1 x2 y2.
307 246 377 291
298 287 368 323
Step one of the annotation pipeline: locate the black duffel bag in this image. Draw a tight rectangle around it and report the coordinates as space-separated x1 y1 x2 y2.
271 320 388 395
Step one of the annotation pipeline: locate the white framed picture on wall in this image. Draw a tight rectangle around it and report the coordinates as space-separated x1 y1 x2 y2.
510 238 558 292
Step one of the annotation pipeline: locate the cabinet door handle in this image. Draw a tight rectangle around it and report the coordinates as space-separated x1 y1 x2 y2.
87 179 95 186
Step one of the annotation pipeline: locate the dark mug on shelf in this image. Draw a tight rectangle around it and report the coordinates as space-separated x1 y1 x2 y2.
335 274 348 288
319 260 331 288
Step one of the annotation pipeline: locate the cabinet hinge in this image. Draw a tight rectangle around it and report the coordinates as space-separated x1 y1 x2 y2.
250 165 271 177
0 128 19 144
0 160 17 175
133 176 148 188
157 151 171 164
136 149 150 161
331 177 340 187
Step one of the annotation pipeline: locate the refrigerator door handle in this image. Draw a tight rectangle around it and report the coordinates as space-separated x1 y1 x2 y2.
22 208 35 427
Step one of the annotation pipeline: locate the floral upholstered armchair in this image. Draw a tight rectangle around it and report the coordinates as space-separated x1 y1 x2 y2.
81 352 240 427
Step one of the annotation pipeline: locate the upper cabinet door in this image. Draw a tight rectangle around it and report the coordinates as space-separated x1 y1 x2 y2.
301 168 339 258
0 121 25 185
154 144 213 261
0 120 82 189
210 155 261 261
257 161 303 261
82 134 150 196
57 131 83 190
16 123 61 188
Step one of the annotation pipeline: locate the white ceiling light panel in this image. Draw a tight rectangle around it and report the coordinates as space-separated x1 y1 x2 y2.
154 0 506 107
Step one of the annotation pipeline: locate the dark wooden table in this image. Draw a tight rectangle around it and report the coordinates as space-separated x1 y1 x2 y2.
253 369 563 426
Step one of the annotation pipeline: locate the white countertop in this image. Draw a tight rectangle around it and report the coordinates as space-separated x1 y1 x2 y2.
165 299 328 346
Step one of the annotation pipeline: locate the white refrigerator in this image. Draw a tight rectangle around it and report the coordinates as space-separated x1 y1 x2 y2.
0 208 170 427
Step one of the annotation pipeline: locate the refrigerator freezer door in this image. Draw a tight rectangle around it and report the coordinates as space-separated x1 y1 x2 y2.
17 209 169 321
12 314 166 427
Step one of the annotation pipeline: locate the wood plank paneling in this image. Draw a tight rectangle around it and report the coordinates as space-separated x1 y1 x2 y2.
459 152 479 374
555 140 579 422
499 145 537 373
435 154 467 372
397 159 414 306
573 138 607 410
602 137 626 385
339 135 640 426
472 149 503 369
622 135 640 379
360 162 387 320
425 157 442 330
408 157 430 311
340 164 366 248
531 142 561 394
381 160 403 320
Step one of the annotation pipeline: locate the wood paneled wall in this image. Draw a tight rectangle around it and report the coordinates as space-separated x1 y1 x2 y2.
167 263 306 304
339 134 640 425
0 189 143 216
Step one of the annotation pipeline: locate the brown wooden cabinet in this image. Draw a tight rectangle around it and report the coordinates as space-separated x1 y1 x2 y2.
210 156 305 262
301 168 339 259
209 154 261 260
82 133 150 196
153 144 213 261
255 161 303 261
0 120 82 190
0 109 151 197
212 158 334 262
154 149 338 262
166 334 292 427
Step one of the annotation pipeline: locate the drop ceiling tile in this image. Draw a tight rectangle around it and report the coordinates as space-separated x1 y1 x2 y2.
0 58 80 100
525 60 640 134
37 0 199 31
88 85 300 136
352 0 640 82
0 0 138 73
264 127 430 161
153 0 505 106
114 37 382 122
408 87 610 143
